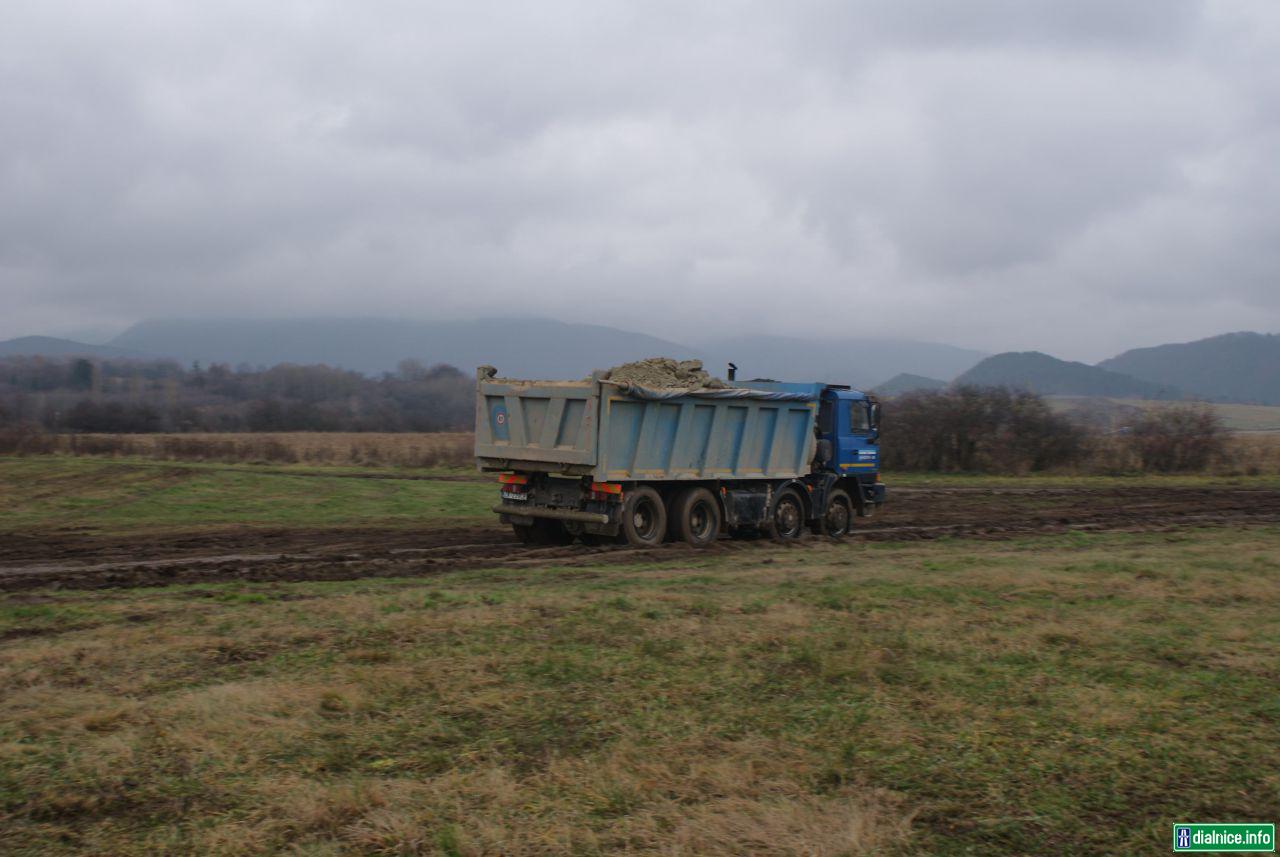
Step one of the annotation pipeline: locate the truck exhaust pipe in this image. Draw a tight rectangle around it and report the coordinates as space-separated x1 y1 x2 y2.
727 362 737 382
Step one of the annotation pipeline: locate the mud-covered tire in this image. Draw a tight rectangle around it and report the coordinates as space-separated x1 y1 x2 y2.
512 523 535 544
768 488 806 540
620 486 667 547
671 487 721 547
811 489 853 537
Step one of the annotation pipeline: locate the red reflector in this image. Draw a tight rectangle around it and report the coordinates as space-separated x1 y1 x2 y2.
590 482 623 494
498 473 528 485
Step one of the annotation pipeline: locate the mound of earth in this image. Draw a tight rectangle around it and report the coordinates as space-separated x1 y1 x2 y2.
601 358 729 390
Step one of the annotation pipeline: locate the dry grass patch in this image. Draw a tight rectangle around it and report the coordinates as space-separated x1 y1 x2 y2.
23 432 476 468
190 740 910 856
2 529 1278 854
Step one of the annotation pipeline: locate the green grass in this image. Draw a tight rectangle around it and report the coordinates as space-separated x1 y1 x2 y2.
2 529 1277 854
0 457 494 534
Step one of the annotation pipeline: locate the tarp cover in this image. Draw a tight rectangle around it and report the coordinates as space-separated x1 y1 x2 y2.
606 381 815 401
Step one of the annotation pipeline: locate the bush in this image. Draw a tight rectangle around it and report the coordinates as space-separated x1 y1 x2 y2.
880 386 1087 473
64 400 163 433
0 355 476 433
1122 405 1225 473
0 424 57 455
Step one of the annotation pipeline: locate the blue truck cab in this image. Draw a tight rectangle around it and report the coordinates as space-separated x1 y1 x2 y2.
822 386 886 511
823 387 881 475
741 381 887 519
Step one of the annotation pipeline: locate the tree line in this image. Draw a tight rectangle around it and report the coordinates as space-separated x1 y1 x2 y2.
879 386 1226 474
0 356 473 433
0 357 1230 473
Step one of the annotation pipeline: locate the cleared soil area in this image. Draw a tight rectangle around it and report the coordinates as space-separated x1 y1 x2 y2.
5 483 1280 591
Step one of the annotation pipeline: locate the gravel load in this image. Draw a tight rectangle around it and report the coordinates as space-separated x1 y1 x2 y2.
601 357 729 390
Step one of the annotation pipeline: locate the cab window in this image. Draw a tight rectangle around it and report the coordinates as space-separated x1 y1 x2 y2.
818 401 834 435
850 401 871 432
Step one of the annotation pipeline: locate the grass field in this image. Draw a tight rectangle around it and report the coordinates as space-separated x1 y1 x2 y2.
1110 399 1280 433
5 457 1280 537
2 529 1278 855
1048 396 1280 434
2 456 1278 854
0 457 494 534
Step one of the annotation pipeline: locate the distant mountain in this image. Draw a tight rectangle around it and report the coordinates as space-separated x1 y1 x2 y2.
955 351 1182 399
872 373 948 397
0 335 152 360
702 335 985 388
103 318 989 383
110 318 700 378
1098 331 1280 405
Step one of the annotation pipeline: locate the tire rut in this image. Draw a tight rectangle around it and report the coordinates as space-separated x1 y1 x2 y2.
2 485 1277 591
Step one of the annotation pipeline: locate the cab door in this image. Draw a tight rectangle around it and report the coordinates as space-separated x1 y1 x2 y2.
835 395 879 476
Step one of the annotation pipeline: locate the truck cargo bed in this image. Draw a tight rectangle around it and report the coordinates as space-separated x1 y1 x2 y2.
476 377 817 482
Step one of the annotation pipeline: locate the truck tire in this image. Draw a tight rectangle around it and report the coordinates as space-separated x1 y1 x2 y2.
620 486 667 547
811 488 853 537
768 488 805 540
671 487 721 547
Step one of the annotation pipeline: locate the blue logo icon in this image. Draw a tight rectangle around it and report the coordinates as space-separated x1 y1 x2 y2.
1177 827 1191 849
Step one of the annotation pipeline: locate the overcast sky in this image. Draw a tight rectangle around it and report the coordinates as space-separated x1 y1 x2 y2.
3 1 1278 361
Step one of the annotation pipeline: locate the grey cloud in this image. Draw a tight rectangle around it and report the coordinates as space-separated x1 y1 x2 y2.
1 0 1278 361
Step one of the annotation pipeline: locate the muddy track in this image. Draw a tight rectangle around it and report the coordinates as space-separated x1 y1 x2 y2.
2 486 1277 591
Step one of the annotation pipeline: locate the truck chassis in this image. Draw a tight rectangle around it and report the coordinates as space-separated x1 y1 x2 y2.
493 471 884 547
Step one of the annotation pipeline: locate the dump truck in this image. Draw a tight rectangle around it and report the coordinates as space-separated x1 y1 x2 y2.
475 365 885 546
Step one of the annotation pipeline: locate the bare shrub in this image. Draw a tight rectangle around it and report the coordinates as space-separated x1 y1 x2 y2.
881 387 1087 473
0 423 57 455
1217 434 1280 476
8 431 476 468
1121 405 1225 473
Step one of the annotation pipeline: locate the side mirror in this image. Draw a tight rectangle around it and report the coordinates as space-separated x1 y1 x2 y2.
870 403 881 429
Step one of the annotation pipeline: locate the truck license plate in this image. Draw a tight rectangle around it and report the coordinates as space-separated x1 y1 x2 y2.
501 491 527 501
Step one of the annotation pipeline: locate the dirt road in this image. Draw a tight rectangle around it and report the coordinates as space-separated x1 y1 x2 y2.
3 484 1278 591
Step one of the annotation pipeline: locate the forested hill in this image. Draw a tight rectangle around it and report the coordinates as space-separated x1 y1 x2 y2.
1099 331 1280 404
108 318 698 378
872 373 947 397
954 352 1182 399
4 318 987 386
0 336 151 360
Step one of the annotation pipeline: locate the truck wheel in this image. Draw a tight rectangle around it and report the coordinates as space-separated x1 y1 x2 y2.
620 486 667 547
672 487 721 547
512 524 535 544
812 489 853 537
769 488 805 540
